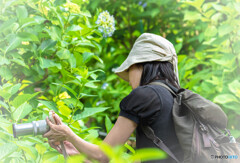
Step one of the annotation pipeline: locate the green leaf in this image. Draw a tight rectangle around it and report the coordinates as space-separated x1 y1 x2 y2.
34 16 46 24
204 26 217 37
10 83 21 96
130 148 166 162
56 49 71 60
0 66 12 80
213 94 239 104
17 18 38 31
0 56 10 65
0 18 16 34
184 11 202 21
228 80 240 98
184 0 205 11
62 98 83 109
16 6 28 20
38 39 57 53
0 143 18 160
51 7 64 28
82 52 103 64
0 116 11 128
5 37 21 54
218 24 233 36
39 57 62 69
73 107 110 120
16 142 38 160
105 115 113 133
38 100 58 112
124 143 135 154
17 32 39 42
66 25 82 32
92 41 102 53
35 143 47 155
85 81 99 88
79 10 91 17
12 102 32 121
54 0 66 6
11 92 40 108
67 155 86 163
83 52 94 63
69 53 76 68
222 102 240 114
52 83 78 98
0 100 9 110
43 151 64 162
93 55 103 64
98 142 115 158
211 54 235 68
0 83 21 100
79 93 97 98
11 58 27 68
57 101 72 117
175 43 182 53
44 26 62 41
233 41 240 54
87 129 99 139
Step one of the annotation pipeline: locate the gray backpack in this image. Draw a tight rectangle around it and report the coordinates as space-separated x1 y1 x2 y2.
141 81 240 163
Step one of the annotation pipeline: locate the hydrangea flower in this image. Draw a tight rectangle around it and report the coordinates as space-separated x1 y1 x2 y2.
63 2 80 13
101 83 109 90
95 11 116 37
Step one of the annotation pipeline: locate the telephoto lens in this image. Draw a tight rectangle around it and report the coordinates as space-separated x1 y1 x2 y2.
12 120 50 138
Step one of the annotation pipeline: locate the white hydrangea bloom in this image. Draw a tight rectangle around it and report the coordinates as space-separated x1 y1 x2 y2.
96 11 116 37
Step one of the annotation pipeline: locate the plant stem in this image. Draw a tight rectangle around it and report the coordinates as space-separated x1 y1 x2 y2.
68 85 83 126
22 149 27 162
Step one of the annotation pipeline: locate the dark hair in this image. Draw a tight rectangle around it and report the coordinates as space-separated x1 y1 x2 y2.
136 61 180 89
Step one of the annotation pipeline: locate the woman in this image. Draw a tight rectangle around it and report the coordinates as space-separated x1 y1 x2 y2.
44 33 183 163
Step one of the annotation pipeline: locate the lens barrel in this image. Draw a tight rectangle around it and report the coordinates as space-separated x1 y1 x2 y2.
13 120 50 138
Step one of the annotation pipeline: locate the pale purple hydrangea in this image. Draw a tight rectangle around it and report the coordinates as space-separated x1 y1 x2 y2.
101 83 109 90
96 11 116 37
138 1 147 8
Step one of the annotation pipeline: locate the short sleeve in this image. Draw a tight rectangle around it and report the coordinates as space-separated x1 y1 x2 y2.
119 86 162 124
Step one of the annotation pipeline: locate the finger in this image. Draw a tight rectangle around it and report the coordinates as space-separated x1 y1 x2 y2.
43 131 52 138
43 132 48 138
46 117 55 128
56 145 62 153
49 140 57 149
53 113 62 125
49 141 62 153
63 141 70 145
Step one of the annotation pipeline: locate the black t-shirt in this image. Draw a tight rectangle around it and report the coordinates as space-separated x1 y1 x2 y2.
119 80 184 163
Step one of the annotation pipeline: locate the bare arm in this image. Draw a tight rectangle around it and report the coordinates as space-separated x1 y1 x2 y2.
44 115 137 163
67 116 137 162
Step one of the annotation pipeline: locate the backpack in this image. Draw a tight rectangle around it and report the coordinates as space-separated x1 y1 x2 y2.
141 81 240 163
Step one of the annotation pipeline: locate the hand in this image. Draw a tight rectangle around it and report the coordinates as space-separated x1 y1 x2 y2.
43 116 73 142
49 140 80 156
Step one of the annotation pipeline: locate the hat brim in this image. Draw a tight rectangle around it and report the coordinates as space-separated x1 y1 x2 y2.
114 56 171 82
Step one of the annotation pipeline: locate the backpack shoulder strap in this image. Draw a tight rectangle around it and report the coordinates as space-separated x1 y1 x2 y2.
141 125 180 163
148 81 177 97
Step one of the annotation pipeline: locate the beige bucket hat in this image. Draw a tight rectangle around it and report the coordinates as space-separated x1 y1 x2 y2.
114 33 180 84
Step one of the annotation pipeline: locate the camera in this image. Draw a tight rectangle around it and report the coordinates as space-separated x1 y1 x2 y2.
12 120 49 138
12 111 54 138
12 111 68 158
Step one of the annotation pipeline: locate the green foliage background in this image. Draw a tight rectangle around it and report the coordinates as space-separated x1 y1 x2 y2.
0 0 239 162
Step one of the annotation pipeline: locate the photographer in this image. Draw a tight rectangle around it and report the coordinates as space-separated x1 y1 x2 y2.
44 33 183 163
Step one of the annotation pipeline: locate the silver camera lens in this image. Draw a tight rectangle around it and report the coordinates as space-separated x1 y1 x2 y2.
13 120 50 138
